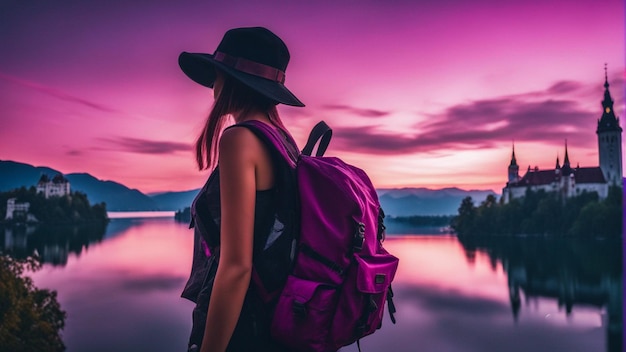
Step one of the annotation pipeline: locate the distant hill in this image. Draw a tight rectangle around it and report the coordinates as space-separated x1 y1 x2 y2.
65 173 158 211
377 187 498 216
0 160 59 191
153 187 499 216
150 189 198 211
0 160 158 211
1 160 499 215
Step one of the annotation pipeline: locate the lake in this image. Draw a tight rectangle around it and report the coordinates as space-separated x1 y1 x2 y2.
2 217 622 352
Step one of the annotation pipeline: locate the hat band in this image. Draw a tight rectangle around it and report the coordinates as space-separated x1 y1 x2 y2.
214 51 286 84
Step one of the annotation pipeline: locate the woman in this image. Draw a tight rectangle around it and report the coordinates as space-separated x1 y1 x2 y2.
178 27 304 352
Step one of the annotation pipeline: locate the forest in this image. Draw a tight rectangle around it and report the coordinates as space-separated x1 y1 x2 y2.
451 186 623 237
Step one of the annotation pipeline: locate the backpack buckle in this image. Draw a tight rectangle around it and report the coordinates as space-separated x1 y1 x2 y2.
292 301 307 318
368 295 378 312
353 222 365 251
377 207 386 242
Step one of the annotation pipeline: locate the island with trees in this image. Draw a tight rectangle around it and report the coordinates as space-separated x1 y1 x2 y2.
1 186 108 226
174 206 191 223
0 175 109 350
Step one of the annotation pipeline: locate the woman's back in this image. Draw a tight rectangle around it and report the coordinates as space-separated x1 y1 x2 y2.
178 26 305 352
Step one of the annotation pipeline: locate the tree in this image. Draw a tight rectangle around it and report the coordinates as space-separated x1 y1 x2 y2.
0 255 66 351
475 194 499 235
451 197 477 236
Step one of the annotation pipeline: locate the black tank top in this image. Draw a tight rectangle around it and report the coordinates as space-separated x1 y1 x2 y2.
190 166 276 253
186 167 287 351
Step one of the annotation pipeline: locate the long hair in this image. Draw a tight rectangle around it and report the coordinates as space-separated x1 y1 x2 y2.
195 73 291 170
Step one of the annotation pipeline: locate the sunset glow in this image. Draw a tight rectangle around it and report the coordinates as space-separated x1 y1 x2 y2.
1 0 624 193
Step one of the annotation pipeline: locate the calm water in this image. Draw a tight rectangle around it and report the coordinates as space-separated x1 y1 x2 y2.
2 218 622 352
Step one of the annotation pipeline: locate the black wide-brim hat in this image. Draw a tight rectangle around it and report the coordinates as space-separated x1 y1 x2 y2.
179 27 304 107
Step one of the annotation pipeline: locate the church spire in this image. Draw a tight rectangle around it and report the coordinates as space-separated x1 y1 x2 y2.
597 64 622 133
603 63 612 102
509 141 518 167
555 154 561 169
563 140 570 167
507 142 520 183
560 140 573 176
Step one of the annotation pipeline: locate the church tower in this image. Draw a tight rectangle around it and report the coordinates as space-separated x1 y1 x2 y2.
508 143 519 183
596 65 623 186
562 140 572 174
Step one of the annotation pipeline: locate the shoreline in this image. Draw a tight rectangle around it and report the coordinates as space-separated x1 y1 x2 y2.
107 211 176 219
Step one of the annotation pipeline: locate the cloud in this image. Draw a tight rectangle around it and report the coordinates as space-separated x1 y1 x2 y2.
322 104 391 118
280 105 312 117
420 98 593 143
0 71 121 114
65 149 83 156
99 136 191 154
546 80 585 95
329 79 602 155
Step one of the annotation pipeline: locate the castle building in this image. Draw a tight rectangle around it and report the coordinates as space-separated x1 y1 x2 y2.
5 198 31 220
36 173 70 199
502 69 622 203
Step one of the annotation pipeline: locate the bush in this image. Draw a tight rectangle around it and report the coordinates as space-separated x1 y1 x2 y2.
0 255 66 351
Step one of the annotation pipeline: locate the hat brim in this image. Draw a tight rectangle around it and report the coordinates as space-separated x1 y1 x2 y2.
178 52 305 107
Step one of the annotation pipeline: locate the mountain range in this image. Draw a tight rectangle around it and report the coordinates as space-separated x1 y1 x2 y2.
0 160 498 215
0 160 158 211
377 188 497 216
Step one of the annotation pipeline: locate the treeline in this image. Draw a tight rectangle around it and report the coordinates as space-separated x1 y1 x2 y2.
387 215 454 227
0 187 108 225
174 207 191 223
451 186 622 237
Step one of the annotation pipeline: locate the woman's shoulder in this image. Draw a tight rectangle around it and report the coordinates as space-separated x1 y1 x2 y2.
220 125 258 147
218 125 265 162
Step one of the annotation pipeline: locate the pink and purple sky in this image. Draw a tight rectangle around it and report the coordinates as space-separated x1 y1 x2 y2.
1 0 624 194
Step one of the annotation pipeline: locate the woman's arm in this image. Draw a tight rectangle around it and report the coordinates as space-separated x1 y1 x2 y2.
200 127 258 352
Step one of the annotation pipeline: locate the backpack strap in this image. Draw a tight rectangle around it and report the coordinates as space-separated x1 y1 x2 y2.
224 120 298 304
387 285 397 324
301 121 332 157
230 120 298 168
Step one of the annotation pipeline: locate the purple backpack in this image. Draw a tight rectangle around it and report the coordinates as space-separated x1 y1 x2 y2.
239 120 399 352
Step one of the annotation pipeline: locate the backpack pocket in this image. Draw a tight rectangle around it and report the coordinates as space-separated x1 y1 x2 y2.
330 253 399 348
271 275 339 351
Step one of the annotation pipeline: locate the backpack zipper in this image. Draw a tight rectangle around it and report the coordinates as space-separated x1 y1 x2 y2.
299 244 346 275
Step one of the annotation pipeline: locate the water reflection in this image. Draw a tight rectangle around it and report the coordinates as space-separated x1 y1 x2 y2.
341 236 613 352
458 236 622 352
15 220 619 352
103 217 149 239
30 218 195 352
1 223 107 266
